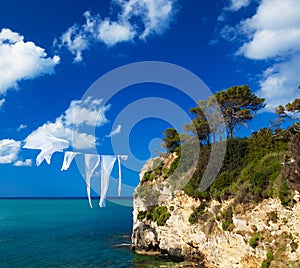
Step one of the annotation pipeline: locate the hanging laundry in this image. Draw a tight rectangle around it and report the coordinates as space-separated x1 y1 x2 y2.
99 155 116 207
117 155 128 196
85 154 100 208
61 151 78 171
24 134 69 166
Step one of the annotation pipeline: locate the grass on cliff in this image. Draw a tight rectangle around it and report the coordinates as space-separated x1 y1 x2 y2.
137 205 171 226
184 129 290 204
138 128 294 226
182 128 295 224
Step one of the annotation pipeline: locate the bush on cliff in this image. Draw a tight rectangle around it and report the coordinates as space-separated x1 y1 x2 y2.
137 205 171 226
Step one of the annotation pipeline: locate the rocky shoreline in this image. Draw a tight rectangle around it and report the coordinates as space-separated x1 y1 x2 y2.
131 157 300 268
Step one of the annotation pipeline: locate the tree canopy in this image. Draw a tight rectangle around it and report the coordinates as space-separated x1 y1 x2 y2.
162 128 180 153
214 85 265 139
185 85 265 141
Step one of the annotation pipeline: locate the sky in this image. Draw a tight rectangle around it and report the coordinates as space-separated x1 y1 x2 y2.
0 0 299 197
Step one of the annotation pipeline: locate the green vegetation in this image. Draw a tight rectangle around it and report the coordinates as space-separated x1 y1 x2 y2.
220 206 234 231
214 85 265 139
188 201 208 224
249 232 261 248
141 161 164 184
137 205 171 226
278 176 292 206
261 249 273 268
158 91 299 226
162 128 180 153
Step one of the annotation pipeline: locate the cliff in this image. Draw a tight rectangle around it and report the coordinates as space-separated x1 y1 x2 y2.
131 154 300 268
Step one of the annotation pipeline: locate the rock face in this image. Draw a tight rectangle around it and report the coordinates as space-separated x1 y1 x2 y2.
131 157 300 268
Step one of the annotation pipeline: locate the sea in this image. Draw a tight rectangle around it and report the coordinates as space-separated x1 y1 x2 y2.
0 198 180 268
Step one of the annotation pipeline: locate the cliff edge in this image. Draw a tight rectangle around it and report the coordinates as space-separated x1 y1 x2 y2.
131 154 300 268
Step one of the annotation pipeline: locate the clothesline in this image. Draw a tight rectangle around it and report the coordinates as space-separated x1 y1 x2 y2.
22 134 128 208
59 152 128 208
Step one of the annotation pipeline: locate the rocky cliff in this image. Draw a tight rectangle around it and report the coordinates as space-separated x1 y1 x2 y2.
131 155 300 268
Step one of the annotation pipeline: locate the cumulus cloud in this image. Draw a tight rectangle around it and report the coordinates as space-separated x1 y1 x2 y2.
56 0 176 61
14 159 32 167
64 97 110 127
225 0 251 11
98 20 135 46
0 28 60 94
24 98 110 150
256 54 300 109
219 0 300 109
0 139 20 164
238 0 300 59
106 124 122 137
237 0 300 108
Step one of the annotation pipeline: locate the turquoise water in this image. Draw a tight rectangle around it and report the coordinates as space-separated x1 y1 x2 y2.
0 198 178 267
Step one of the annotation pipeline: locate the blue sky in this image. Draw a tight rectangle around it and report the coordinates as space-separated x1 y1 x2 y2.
0 0 299 197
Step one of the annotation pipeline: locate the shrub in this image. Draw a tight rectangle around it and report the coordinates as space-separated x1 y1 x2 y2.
219 206 234 231
261 249 273 268
249 233 261 248
137 210 147 221
188 201 208 224
222 221 234 231
188 213 197 224
157 212 171 226
278 176 292 206
137 205 171 226
239 153 284 199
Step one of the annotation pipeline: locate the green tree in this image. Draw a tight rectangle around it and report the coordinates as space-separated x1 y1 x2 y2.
162 128 180 153
277 98 300 120
184 98 224 144
215 85 265 139
276 98 300 133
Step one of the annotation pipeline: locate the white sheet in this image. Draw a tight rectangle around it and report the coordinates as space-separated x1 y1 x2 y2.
61 151 78 171
99 155 116 207
117 155 128 196
85 154 100 208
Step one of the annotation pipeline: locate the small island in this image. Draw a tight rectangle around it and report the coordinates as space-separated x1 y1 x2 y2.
131 85 300 267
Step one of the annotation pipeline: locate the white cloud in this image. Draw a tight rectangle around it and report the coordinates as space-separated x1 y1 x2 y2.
98 20 135 46
64 97 110 127
0 98 5 109
0 139 20 164
17 124 27 131
121 0 174 39
14 159 32 167
225 0 251 11
236 0 300 108
106 124 122 137
24 98 110 150
0 28 60 94
219 0 300 109
239 0 300 59
239 28 300 60
56 0 176 61
256 53 300 109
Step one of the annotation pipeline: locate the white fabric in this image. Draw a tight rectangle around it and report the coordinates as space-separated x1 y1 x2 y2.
117 156 122 197
99 155 116 207
61 152 78 171
24 134 69 166
85 154 100 208
117 155 128 196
